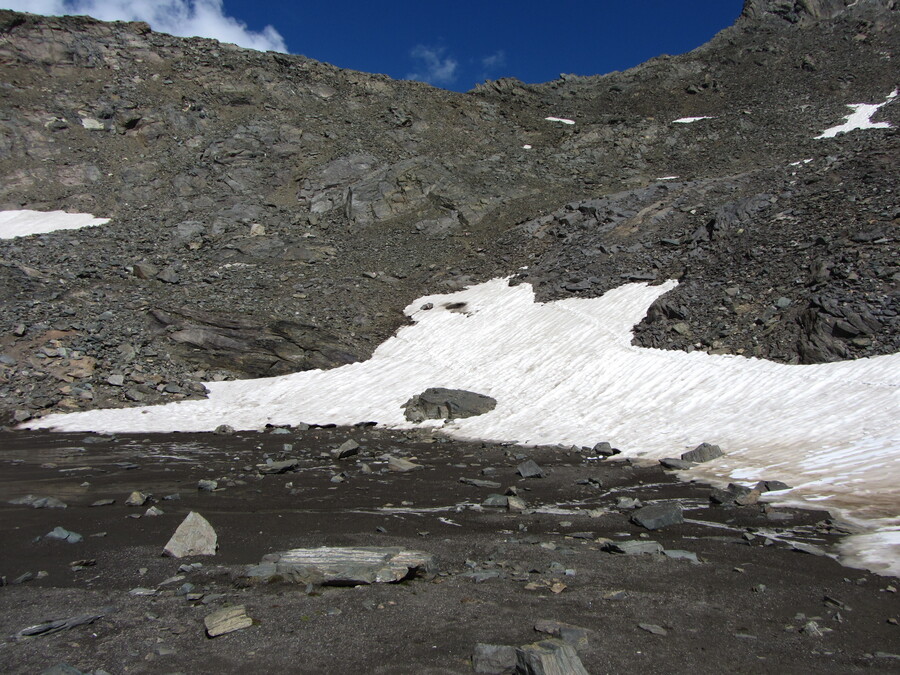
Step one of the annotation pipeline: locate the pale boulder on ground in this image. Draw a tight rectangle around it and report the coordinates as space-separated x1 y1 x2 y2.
163 511 217 557
204 605 252 637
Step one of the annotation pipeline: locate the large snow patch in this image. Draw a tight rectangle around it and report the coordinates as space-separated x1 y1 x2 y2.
26 278 900 575
0 210 110 239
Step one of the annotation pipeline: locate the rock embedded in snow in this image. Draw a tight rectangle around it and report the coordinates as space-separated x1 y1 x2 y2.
402 388 497 422
163 511 217 558
659 458 695 470
631 503 684 530
592 442 620 457
681 443 724 463
756 480 791 492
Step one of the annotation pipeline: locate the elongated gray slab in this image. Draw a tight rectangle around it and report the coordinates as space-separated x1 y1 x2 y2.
249 546 432 585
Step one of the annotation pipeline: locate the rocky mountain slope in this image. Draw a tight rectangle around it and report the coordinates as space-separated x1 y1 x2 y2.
0 0 897 421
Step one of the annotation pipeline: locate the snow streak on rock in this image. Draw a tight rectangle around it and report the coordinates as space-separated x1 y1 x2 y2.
27 278 900 574
816 89 898 139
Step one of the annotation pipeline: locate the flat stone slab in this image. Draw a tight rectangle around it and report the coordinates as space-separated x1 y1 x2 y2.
248 546 433 586
603 540 664 555
204 605 252 637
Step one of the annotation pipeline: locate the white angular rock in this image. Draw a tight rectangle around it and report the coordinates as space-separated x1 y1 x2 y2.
163 511 217 558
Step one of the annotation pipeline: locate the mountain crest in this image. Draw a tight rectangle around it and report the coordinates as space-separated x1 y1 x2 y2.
742 0 896 23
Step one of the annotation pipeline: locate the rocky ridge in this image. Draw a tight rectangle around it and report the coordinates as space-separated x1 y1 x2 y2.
0 0 898 420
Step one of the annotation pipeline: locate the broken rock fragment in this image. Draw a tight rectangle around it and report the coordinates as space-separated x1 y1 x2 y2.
163 511 217 558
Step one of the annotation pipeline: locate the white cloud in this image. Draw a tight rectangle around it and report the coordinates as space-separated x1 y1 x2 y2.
406 45 457 86
0 0 288 53
481 49 505 70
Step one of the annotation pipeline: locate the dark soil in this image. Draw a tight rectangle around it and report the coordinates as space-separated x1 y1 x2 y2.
0 427 897 674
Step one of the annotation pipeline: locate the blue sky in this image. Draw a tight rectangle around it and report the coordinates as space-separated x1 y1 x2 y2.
6 1 745 91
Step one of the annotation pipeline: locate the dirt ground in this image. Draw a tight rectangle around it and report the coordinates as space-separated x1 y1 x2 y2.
0 426 898 674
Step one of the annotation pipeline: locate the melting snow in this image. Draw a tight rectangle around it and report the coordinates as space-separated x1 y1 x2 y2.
544 116 575 125
522 144 533 149
657 176 679 181
0 210 110 239
24 278 900 575
673 116 714 124
816 89 897 139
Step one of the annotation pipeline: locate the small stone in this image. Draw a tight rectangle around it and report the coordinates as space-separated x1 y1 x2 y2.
603 540 663 555
90 499 115 507
145 506 164 516
638 623 668 636
106 374 125 387
663 549 700 564
482 494 508 507
198 479 218 491
591 442 620 457
44 526 83 543
385 455 423 472
516 459 544 478
507 496 527 512
332 439 360 459
659 458 695 470
615 497 642 510
214 424 235 435
9 495 67 509
204 605 252 637
125 491 148 506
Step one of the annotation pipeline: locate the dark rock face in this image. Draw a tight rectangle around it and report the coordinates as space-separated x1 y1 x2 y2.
0 5 897 419
402 388 497 422
741 0 895 24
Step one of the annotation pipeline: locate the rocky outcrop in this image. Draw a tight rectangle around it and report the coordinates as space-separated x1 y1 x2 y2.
150 307 361 376
741 0 896 24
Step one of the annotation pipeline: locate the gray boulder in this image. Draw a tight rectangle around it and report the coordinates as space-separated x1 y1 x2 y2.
681 443 724 463
402 388 496 422
631 502 684 530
